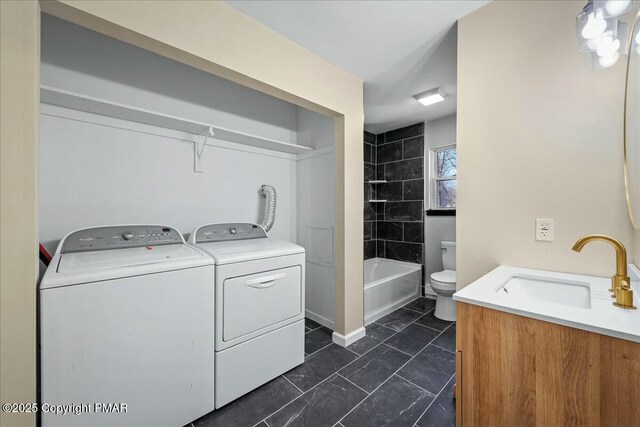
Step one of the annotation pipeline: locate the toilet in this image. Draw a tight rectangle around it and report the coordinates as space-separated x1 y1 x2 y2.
430 241 456 321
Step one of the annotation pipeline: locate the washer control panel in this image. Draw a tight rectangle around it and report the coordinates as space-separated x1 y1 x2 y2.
194 223 267 243
60 225 183 253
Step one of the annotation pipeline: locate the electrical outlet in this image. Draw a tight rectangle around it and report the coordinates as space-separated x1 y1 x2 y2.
536 218 554 242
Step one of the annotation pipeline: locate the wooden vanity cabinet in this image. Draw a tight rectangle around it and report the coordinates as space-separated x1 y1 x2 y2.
456 302 640 427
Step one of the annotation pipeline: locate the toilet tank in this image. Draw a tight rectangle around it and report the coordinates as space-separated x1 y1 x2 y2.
441 241 456 270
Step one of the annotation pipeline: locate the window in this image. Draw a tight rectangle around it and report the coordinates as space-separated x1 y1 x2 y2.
430 145 456 209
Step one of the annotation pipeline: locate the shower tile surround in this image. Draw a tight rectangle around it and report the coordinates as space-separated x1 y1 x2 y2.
364 123 425 266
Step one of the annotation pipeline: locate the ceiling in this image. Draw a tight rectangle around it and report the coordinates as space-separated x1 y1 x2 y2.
226 0 490 134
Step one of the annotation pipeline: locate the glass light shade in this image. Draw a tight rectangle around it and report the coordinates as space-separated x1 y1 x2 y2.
576 4 621 52
594 0 634 18
597 35 621 55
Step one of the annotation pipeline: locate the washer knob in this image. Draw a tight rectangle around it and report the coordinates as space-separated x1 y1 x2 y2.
122 231 135 241
229 227 237 235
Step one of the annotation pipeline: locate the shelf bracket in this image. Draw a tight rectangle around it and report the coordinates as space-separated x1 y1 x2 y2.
194 127 214 173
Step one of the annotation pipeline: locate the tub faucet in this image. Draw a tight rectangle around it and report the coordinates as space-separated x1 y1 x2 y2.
572 234 636 309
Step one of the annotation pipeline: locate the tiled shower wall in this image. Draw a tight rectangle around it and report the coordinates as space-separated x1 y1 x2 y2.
364 123 425 264
363 131 377 258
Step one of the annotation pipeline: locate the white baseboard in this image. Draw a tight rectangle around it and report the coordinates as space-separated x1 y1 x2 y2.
305 309 335 330
332 326 366 348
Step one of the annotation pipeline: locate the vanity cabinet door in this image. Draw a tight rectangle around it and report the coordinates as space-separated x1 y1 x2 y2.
456 302 640 427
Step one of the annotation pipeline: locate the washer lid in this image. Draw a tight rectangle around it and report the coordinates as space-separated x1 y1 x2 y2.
41 244 212 290
195 238 304 265
431 269 456 284
57 244 204 273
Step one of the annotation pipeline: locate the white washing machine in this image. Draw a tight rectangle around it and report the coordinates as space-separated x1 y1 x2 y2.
39 225 215 427
188 223 305 408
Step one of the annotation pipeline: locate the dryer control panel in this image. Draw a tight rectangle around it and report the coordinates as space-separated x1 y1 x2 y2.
60 225 183 253
194 223 267 243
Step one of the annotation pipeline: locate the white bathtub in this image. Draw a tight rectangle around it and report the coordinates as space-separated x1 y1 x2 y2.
364 258 422 325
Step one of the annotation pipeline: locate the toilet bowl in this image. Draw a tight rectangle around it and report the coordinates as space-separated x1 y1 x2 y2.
430 241 457 321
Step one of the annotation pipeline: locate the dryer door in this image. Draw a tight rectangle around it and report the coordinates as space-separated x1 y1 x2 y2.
222 265 302 342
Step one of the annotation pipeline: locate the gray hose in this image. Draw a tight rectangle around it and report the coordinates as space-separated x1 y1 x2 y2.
258 185 277 232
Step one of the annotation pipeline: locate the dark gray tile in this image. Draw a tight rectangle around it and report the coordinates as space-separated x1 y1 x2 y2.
266 374 366 427
376 181 402 201
284 344 358 392
254 422 268 427
376 240 386 258
377 141 402 163
376 133 385 145
403 221 423 243
364 131 376 145
364 202 376 221
365 183 373 202
305 318 322 331
339 344 410 393
403 136 424 159
384 158 423 181
377 221 403 241
364 221 372 241
305 327 333 355
432 324 456 353
376 165 385 180
342 375 434 427
366 323 397 342
375 202 385 220
384 324 439 356
194 376 301 427
385 123 424 143
384 241 423 264
416 375 456 427
398 345 456 395
375 308 423 332
365 163 376 182
403 179 424 201
403 298 436 314
346 334 381 355
384 201 423 221
364 143 373 164
415 311 453 332
364 241 376 260
305 327 312 333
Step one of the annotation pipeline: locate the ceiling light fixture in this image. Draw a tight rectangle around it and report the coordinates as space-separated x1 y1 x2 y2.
414 88 448 106
576 0 638 68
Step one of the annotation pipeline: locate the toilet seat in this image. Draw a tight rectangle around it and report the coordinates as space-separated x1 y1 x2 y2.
430 270 456 288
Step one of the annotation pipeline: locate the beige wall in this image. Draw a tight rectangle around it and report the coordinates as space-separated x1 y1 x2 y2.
457 0 636 288
0 2 40 427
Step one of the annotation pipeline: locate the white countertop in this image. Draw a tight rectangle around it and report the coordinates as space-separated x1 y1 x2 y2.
453 265 640 343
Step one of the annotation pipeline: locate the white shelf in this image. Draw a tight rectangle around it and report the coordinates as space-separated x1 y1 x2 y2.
40 86 313 155
367 180 387 184
367 200 387 203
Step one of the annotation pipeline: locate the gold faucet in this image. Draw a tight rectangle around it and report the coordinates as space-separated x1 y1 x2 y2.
572 234 636 309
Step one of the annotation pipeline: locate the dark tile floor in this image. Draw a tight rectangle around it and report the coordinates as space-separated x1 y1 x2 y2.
191 297 456 427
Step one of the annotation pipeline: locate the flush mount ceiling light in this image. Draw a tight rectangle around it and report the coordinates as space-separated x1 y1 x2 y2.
576 0 638 68
414 88 448 106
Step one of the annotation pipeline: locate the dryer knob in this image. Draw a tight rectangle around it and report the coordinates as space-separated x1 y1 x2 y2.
229 227 237 235
122 231 135 241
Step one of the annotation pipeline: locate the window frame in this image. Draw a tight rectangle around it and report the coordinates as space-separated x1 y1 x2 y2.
428 144 457 210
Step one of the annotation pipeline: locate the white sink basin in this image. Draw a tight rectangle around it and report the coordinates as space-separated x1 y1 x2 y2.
498 275 591 309
453 266 640 343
